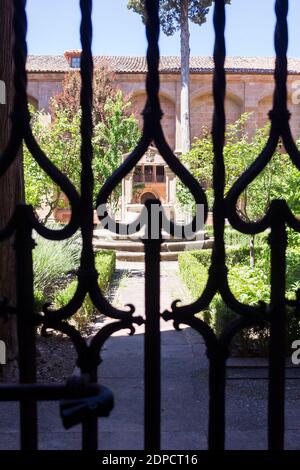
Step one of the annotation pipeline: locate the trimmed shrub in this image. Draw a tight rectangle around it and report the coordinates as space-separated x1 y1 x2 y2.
178 252 207 299
54 250 116 330
33 231 81 296
205 225 268 249
179 246 300 356
94 250 116 292
189 246 265 269
33 231 81 311
178 252 211 324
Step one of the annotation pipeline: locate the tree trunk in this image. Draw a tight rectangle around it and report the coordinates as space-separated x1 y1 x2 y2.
0 0 23 379
180 0 191 155
249 234 255 268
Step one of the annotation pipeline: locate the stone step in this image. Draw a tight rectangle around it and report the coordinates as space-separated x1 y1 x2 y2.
93 238 214 253
93 228 207 242
115 251 180 262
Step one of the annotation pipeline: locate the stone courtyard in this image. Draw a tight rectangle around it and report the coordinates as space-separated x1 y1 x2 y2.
1 261 300 451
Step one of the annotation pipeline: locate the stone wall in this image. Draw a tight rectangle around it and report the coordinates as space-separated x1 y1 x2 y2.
27 71 300 150
27 72 63 112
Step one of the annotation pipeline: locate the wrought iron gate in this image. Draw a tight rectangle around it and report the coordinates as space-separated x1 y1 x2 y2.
0 0 298 451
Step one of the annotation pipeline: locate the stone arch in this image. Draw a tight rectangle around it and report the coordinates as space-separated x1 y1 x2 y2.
257 93 300 139
190 91 243 140
140 191 157 204
130 90 176 149
256 94 272 129
190 87 243 107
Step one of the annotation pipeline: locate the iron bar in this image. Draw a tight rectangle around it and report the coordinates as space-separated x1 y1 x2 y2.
143 201 163 450
0 383 100 401
14 206 37 450
0 0 296 453
268 208 287 450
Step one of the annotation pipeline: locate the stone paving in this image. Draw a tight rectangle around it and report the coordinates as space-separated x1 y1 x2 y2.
1 261 300 450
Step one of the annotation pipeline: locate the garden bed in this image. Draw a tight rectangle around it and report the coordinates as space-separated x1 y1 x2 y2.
179 242 300 357
33 243 116 383
33 229 116 330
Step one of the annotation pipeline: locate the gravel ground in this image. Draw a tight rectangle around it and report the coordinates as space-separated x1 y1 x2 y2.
36 334 76 383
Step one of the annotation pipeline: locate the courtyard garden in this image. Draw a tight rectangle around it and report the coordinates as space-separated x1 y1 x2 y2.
24 99 300 353
33 230 116 331
179 228 300 356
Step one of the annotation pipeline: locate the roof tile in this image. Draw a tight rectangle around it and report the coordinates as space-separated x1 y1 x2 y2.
26 55 300 74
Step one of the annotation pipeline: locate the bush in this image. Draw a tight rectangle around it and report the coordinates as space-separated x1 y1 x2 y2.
94 250 116 292
178 252 207 298
179 246 300 356
54 250 116 330
33 231 81 309
205 225 268 250
188 246 265 268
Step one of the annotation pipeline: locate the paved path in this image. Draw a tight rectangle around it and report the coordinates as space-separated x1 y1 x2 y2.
95 261 209 450
1 260 300 450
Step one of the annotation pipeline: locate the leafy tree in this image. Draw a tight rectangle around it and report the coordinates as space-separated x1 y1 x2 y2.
24 106 82 222
93 90 141 212
178 113 300 266
51 65 115 124
128 0 231 154
24 92 140 220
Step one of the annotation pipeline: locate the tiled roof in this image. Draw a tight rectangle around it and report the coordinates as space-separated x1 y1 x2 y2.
26 55 300 74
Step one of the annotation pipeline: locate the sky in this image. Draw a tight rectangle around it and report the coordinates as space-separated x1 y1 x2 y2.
26 0 300 58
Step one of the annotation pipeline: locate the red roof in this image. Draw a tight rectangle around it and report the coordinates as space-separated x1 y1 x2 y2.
26 55 300 74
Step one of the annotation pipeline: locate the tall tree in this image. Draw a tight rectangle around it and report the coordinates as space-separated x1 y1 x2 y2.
128 0 230 154
51 65 115 124
24 91 141 218
0 0 24 378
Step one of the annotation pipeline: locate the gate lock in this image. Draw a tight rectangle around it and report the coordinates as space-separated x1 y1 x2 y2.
60 379 114 429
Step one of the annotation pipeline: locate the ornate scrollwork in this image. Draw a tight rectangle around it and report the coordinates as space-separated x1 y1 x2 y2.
0 0 296 451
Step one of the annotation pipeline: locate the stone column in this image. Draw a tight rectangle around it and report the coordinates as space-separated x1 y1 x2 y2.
165 167 176 204
125 171 134 203
175 79 182 155
121 177 126 222
122 170 134 221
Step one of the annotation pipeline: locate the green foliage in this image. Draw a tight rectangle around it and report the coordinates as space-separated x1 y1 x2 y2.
24 106 82 220
54 250 116 330
33 230 81 299
178 114 300 221
93 90 141 211
128 1 230 35
223 227 268 249
24 92 140 219
54 279 91 330
177 126 214 210
34 289 47 312
287 227 300 248
189 245 265 268
94 250 117 292
179 246 300 356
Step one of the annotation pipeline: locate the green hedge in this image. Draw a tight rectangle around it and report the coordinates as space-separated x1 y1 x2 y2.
54 250 116 330
205 225 268 248
190 246 268 268
179 247 300 356
178 252 207 299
